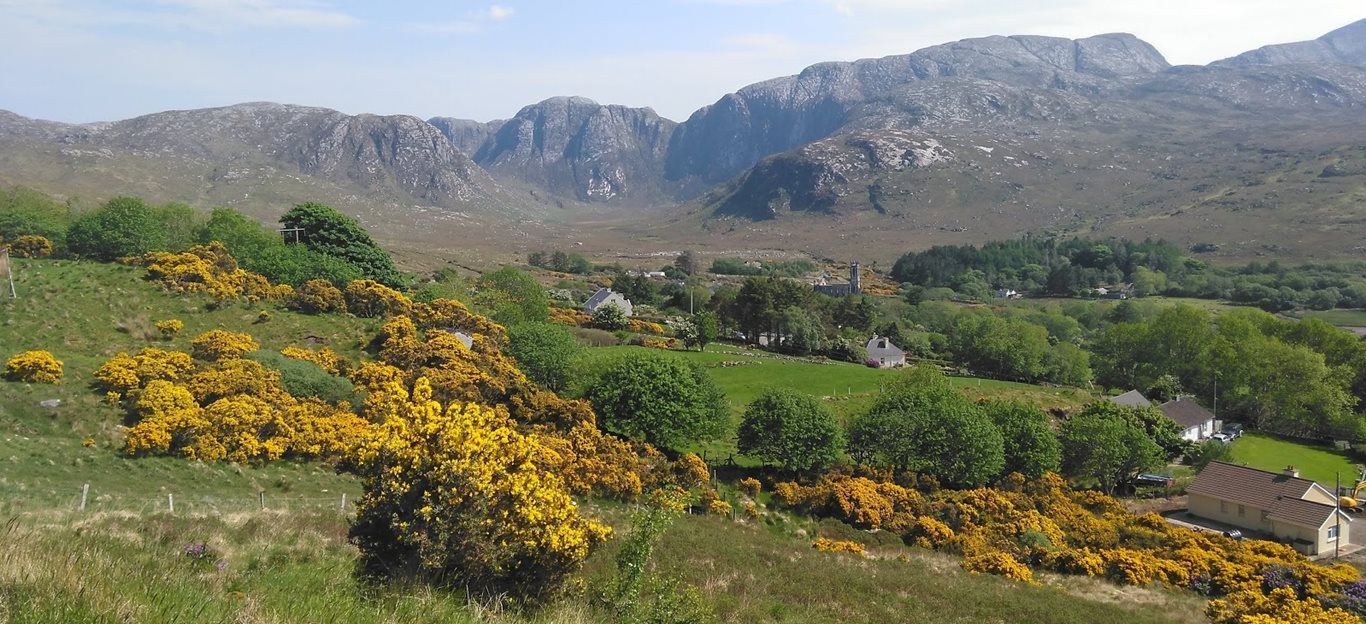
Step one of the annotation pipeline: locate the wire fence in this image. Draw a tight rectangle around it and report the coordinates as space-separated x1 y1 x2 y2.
1 484 356 516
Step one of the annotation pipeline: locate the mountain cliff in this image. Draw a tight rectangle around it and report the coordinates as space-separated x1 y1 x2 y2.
1213 19 1366 67
434 97 677 203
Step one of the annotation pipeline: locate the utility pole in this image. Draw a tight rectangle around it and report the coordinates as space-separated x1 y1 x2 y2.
1336 471 1342 559
1 248 15 299
278 227 304 244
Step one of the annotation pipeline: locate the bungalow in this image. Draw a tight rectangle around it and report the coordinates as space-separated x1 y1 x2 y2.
1188 462 1352 556
583 288 633 317
1108 390 1153 408
865 335 907 368
1157 396 1217 441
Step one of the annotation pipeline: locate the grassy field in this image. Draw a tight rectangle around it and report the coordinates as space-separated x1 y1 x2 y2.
1227 433 1361 488
0 506 1210 624
1297 308 1366 328
581 344 1095 462
0 258 371 511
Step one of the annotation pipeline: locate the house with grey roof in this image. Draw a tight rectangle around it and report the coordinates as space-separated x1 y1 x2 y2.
583 288 633 317
1157 396 1216 441
865 335 906 368
1188 462 1352 556
1108 390 1153 408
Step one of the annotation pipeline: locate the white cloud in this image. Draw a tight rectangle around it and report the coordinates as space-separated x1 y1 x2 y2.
155 0 359 28
487 4 514 21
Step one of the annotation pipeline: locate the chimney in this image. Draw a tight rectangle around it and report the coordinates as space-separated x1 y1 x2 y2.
1284 465 1300 478
850 261 861 294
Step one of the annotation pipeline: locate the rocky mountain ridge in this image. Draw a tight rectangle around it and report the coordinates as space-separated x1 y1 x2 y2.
2 19 1365 261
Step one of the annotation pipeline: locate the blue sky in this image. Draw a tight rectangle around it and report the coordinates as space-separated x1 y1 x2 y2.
1 1 1361 124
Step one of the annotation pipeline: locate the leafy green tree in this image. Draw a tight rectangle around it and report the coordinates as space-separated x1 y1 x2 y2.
506 322 584 393
847 365 1004 487
679 311 718 352
196 208 284 265
778 306 824 355
590 303 629 331
1059 412 1162 494
0 187 73 246
155 202 203 251
983 400 1061 478
674 250 698 276
737 388 843 472
475 266 550 326
279 202 403 287
66 196 169 260
1074 401 1187 460
1187 439 1233 472
587 353 729 451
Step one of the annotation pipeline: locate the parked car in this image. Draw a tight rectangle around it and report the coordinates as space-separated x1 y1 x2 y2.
1133 473 1175 488
1211 432 1233 443
1222 529 1244 540
1222 423 1244 439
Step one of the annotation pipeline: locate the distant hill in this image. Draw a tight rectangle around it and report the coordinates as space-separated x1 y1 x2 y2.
2 20 1365 261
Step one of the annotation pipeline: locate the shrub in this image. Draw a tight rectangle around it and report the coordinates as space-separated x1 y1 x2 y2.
506 322 584 392
155 319 184 339
291 278 347 313
587 353 729 451
343 279 412 318
812 538 866 556
4 350 63 383
66 196 168 260
590 303 629 331
737 388 843 472
707 499 732 516
247 351 354 404
9 234 52 258
962 551 1034 583
738 477 762 498
190 329 259 361
349 378 610 603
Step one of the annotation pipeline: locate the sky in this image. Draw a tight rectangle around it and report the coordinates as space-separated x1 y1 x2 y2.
1 1 1361 124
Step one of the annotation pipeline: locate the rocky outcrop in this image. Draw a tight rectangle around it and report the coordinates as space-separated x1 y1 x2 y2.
464 96 677 202
1214 19 1366 67
428 117 500 156
665 33 1169 190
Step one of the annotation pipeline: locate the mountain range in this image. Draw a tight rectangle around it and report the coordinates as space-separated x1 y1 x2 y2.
2 19 1365 263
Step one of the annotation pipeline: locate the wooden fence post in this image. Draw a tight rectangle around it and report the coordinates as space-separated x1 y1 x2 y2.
259 491 265 510
79 483 89 512
168 493 174 513
340 493 346 512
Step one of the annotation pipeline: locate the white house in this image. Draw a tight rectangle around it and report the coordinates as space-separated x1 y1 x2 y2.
584 288 633 317
865 335 907 368
1157 396 1217 441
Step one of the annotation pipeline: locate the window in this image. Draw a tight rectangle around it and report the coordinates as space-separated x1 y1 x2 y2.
1220 501 1228 513
1261 510 1271 522
1328 526 1339 541
1238 505 1245 517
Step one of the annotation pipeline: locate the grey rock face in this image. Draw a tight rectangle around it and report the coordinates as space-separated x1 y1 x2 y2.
1214 19 1366 67
665 33 1169 189
428 117 501 156
12 102 501 207
465 96 677 202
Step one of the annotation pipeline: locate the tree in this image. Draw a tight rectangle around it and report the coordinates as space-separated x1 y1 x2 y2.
155 202 203 251
279 202 404 287
847 365 1005 487
475 266 549 326
196 208 283 265
66 196 168 260
1075 401 1188 460
737 388 843 472
679 311 718 352
0 187 73 246
590 303 629 331
674 250 698 276
778 306 824 355
983 400 1061 478
587 353 729 451
1059 412 1162 494
506 322 583 392
1187 439 1233 472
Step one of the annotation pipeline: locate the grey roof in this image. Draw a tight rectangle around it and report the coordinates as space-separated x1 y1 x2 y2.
1158 398 1216 429
584 288 614 308
865 335 905 359
1266 496 1344 529
1109 390 1152 407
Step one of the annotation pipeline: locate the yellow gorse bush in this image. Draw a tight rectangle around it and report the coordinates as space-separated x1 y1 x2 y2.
348 377 610 601
9 235 53 258
4 350 63 384
280 345 347 376
155 319 184 339
190 329 259 361
133 242 287 303
812 537 866 556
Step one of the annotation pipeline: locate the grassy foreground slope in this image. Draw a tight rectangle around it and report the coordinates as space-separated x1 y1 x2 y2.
0 508 1209 624
0 258 368 511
